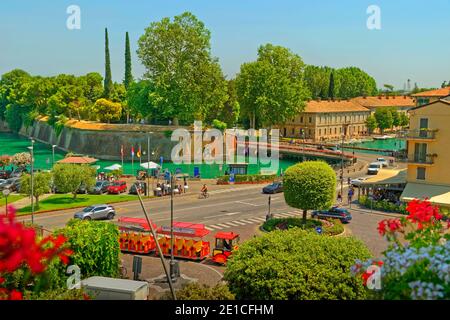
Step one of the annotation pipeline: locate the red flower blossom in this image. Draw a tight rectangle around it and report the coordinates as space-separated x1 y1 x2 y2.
9 290 23 300
406 199 442 225
377 220 387 235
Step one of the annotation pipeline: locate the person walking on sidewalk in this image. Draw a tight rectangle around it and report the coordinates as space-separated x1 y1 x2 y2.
337 192 343 204
348 187 354 206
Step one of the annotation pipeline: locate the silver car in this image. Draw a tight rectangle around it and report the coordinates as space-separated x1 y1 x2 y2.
74 204 115 220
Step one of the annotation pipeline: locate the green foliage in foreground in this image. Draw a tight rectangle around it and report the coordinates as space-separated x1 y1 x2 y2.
262 217 344 236
224 229 371 300
161 282 235 300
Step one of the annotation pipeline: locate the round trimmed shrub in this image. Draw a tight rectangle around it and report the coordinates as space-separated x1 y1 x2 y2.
224 229 371 300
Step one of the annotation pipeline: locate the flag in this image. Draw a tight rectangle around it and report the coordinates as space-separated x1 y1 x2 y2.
137 146 141 158
131 146 135 157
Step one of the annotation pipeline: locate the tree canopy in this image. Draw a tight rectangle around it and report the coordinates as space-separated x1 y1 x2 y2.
52 164 96 199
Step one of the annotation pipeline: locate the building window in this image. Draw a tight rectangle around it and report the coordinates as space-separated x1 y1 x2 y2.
309 117 312 123
292 128 295 135
417 167 426 180
319 129 321 135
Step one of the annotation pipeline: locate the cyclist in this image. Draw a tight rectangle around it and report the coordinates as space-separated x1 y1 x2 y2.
200 184 208 198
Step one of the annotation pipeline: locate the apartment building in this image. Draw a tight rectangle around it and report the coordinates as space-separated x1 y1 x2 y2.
400 99 450 213
411 86 450 107
279 99 371 142
352 95 416 114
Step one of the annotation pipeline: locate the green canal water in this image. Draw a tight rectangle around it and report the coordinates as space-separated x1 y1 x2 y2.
0 133 298 178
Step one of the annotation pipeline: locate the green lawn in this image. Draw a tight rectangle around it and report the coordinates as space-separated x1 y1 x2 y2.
0 195 26 207
17 194 141 215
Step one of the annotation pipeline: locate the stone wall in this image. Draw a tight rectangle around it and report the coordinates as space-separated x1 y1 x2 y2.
15 119 179 161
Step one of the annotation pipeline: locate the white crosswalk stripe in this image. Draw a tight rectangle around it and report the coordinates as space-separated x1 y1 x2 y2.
233 221 247 225
223 221 240 227
239 220 255 224
209 224 223 230
246 218 263 223
205 226 214 231
217 223 231 228
253 217 266 222
275 213 292 217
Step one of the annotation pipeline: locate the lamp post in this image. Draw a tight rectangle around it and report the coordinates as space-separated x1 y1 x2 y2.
2 189 10 217
27 139 35 225
340 124 350 196
169 171 179 282
52 145 57 168
147 132 154 197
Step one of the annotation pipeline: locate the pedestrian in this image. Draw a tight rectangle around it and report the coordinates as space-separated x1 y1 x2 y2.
348 187 354 205
348 177 351 185
337 192 343 204
184 180 188 193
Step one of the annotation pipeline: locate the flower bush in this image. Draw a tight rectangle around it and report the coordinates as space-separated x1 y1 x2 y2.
0 206 73 300
359 195 408 214
352 199 450 300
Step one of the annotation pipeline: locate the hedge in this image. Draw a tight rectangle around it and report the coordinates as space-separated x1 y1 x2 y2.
359 195 408 214
262 217 344 236
224 229 372 300
217 174 277 184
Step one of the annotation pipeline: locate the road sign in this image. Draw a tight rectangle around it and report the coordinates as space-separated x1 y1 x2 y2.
229 173 235 183
315 226 323 235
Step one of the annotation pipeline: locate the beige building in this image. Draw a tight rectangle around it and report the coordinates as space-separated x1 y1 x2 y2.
400 99 450 213
411 86 450 107
279 99 371 142
352 95 416 114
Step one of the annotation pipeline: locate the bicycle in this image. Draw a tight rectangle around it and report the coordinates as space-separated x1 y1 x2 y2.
199 191 209 199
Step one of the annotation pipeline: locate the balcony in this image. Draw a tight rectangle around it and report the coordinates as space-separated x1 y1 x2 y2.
407 154 436 166
400 129 438 141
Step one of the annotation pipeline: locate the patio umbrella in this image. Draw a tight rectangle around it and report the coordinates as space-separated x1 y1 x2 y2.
140 161 160 170
104 164 122 171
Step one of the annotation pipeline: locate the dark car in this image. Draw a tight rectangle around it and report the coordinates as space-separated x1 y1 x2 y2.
129 181 146 195
73 204 115 220
311 206 352 223
262 182 283 194
0 170 12 179
90 181 111 195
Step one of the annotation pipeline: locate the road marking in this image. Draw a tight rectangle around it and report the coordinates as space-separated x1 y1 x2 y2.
232 221 246 225
217 223 230 228
209 225 222 230
225 212 241 216
239 219 255 224
223 221 240 227
205 226 214 231
253 217 266 222
275 213 293 217
246 218 263 223
235 201 261 207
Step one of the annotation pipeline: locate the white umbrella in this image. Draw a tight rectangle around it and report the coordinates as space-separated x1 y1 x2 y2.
140 161 160 170
104 164 122 171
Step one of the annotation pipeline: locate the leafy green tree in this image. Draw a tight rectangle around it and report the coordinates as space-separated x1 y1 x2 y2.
218 79 240 127
212 119 227 131
303 65 331 99
103 28 114 99
236 44 310 128
335 67 377 98
126 80 156 120
20 172 52 209
374 107 394 133
391 108 400 127
52 164 96 199
399 112 409 127
384 84 394 93
123 32 134 90
92 98 122 123
283 161 336 223
137 12 228 124
365 115 378 134
0 69 31 121
224 229 372 300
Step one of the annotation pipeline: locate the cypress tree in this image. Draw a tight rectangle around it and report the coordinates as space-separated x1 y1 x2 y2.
103 28 113 98
124 32 134 90
328 71 335 99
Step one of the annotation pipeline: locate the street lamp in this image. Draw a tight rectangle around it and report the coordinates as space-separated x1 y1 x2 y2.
52 145 57 168
27 139 35 225
147 132 154 197
169 171 179 282
2 189 10 217
340 123 350 196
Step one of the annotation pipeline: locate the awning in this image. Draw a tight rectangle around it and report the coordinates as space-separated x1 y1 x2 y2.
401 183 450 207
104 164 122 171
140 161 160 170
360 169 407 186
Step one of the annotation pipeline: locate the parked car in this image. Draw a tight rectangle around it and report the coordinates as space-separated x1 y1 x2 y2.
10 167 28 178
367 162 383 175
0 170 12 179
311 207 352 223
350 177 367 187
0 178 20 192
376 158 388 167
73 204 115 221
90 180 111 195
129 181 146 195
262 182 283 194
107 181 127 194
77 183 89 194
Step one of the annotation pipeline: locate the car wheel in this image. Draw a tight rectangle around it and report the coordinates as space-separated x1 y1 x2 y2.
83 216 92 221
107 212 114 220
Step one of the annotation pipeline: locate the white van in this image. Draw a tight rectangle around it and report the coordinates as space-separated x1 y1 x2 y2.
367 162 383 175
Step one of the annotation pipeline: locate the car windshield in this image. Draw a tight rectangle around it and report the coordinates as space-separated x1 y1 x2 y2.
82 206 94 212
369 164 379 168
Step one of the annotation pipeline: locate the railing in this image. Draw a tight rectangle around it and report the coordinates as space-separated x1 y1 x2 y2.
407 155 435 165
401 129 437 140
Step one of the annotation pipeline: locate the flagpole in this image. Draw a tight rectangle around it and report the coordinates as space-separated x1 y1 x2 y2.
121 145 124 171
132 146 135 177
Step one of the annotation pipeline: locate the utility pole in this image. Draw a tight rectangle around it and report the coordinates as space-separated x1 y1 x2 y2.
28 139 35 224
169 171 179 282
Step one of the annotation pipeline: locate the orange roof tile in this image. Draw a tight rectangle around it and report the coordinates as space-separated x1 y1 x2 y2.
411 87 450 97
352 96 415 108
304 99 370 113
57 156 98 164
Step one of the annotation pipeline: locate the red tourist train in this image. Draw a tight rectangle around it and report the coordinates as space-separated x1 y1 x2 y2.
117 217 239 264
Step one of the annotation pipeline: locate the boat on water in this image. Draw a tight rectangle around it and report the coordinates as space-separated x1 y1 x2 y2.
373 135 394 140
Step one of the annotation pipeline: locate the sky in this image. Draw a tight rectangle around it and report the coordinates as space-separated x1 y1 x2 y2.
0 0 449 89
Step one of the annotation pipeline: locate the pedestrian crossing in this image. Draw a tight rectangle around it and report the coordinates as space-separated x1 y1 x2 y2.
204 210 303 231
